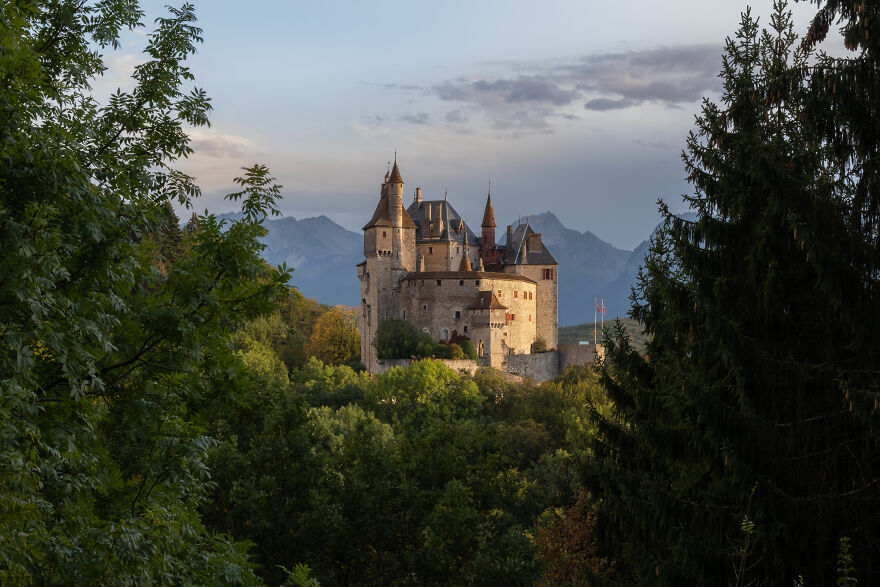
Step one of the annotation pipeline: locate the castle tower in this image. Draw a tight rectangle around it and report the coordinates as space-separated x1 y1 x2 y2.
358 156 417 371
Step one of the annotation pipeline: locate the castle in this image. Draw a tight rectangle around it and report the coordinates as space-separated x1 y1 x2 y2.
357 157 558 373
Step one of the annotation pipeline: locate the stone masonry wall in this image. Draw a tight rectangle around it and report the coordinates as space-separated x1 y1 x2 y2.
504 351 560 381
557 343 603 371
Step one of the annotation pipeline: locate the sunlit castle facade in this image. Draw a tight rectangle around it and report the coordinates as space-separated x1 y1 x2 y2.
357 157 558 373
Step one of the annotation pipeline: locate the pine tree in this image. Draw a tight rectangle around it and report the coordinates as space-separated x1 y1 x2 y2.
584 2 879 583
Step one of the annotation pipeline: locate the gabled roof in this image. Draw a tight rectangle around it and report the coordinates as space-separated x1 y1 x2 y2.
503 223 558 265
406 199 481 244
468 290 506 310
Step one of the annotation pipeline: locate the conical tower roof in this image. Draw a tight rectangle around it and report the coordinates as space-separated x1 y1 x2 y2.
481 191 496 227
458 232 472 271
388 157 403 184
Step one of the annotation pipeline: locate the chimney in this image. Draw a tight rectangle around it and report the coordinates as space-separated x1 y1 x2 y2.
414 187 422 204
506 225 513 248
417 253 425 272
476 257 485 272
528 233 542 252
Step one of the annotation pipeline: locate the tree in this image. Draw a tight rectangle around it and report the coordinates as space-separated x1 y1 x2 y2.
304 305 360 365
583 3 879 584
373 318 425 359
0 2 287 583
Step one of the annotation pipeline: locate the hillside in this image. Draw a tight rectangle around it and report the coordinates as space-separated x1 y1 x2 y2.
558 316 649 353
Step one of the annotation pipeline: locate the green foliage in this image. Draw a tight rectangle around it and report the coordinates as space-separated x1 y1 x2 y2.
459 338 479 360
837 537 856 587
204 356 610 585
531 336 548 353
304 305 360 365
583 2 880 584
0 2 289 583
373 318 425 359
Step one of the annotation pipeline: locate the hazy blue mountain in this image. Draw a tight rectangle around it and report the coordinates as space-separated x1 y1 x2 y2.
596 238 650 320
595 211 699 321
217 213 362 306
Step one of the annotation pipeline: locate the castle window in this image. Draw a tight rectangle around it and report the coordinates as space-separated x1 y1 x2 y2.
456 247 460 254
463 325 468 333
475 280 480 286
403 310 406 319
514 291 518 298
423 304 427 310
498 290 502 297
529 314 531 321
459 280 464 286
429 246 433 254
382 231 386 237
455 311 461 319
436 280 442 286
511 313 516 320
542 268 554 280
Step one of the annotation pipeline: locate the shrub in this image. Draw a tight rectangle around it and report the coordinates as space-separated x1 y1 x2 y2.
459 339 478 360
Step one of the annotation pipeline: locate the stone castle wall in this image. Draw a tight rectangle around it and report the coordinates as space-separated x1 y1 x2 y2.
504 351 560 381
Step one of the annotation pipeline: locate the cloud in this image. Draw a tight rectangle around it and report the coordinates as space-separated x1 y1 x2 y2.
445 109 468 124
188 128 255 159
584 97 641 111
428 44 721 134
567 44 721 104
400 112 430 125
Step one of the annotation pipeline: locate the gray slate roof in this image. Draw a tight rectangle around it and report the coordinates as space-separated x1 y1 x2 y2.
406 199 481 245
503 223 558 266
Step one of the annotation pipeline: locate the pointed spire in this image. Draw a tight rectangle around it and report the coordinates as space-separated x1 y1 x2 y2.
388 152 403 184
481 187 496 228
459 231 472 272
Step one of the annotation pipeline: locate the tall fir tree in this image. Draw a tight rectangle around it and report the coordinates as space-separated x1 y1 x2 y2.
584 2 879 584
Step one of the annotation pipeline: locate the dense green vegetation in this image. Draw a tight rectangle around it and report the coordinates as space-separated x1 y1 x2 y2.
3 1 878 585
374 318 478 361
204 354 611 584
584 2 880 584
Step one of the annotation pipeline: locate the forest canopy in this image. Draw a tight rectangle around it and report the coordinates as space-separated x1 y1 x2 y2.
1 0 878 585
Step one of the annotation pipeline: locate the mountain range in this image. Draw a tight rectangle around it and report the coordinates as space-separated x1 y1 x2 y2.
221 211 662 325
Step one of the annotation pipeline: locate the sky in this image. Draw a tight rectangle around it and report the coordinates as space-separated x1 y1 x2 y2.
101 1 826 250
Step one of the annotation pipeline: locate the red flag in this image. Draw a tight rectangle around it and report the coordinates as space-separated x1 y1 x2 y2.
596 302 600 313
602 305 606 316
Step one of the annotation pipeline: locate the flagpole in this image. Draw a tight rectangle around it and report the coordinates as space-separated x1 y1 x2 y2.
594 297 598 345
601 298 605 331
